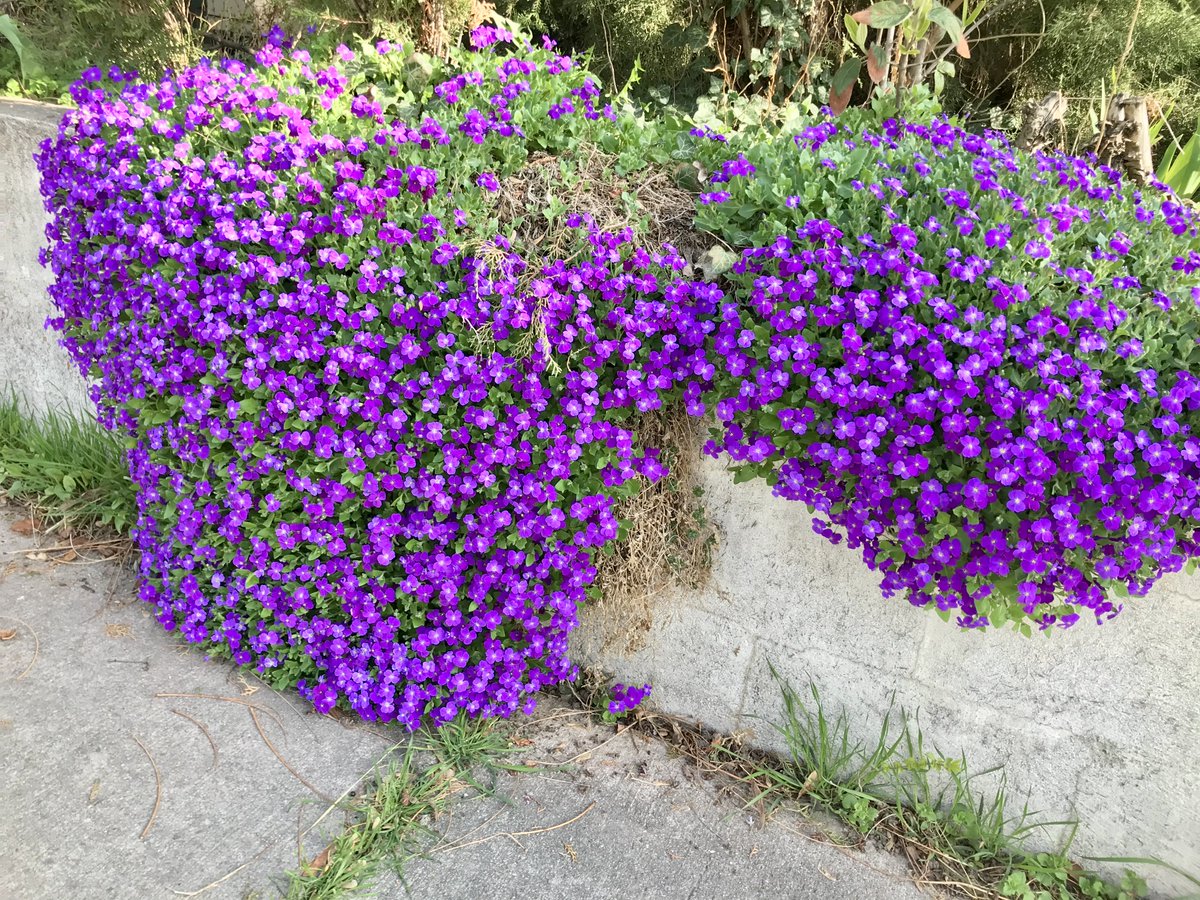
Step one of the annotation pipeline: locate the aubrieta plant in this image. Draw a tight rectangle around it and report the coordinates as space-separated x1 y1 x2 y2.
36 20 1200 727
689 117 1200 630
608 682 652 718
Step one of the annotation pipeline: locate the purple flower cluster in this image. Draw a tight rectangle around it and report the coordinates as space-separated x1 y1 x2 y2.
608 683 651 715
693 117 1200 630
35 25 1200 729
37 33 705 726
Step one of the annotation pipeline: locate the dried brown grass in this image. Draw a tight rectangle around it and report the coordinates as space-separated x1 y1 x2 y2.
486 141 700 261
588 405 718 654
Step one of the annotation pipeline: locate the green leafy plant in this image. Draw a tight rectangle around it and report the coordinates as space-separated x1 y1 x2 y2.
285 743 458 900
1084 857 1200 899
672 0 827 130
745 669 1159 900
416 713 539 790
831 0 992 115
1155 114 1200 200
0 395 135 534
0 13 34 81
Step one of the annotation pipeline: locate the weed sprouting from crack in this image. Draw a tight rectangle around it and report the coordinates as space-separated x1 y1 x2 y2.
559 666 1170 900
285 743 462 900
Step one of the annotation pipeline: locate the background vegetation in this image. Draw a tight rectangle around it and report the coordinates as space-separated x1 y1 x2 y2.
4 0 1200 156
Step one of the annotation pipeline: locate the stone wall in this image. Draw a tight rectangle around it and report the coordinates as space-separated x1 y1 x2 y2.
576 455 1200 895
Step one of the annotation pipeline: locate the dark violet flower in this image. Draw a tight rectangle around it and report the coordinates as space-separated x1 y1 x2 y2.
608 683 651 715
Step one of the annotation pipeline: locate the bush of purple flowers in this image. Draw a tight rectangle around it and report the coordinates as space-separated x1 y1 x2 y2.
688 118 1200 630
38 25 707 727
35 22 1200 726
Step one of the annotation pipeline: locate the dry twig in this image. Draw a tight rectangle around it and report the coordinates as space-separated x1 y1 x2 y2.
169 842 276 898
0 616 39 681
247 706 332 802
171 709 219 770
131 734 163 840
152 692 286 731
434 801 596 854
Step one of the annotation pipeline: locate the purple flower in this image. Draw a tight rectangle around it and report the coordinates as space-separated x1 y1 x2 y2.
608 683 651 715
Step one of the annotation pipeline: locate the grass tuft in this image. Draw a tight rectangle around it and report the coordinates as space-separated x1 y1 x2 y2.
285 744 461 900
0 394 135 535
284 713 538 899
743 666 1164 900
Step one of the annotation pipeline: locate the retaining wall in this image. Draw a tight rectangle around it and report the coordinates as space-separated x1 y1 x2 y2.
0 101 90 416
575 457 1200 894
1 99 1196 894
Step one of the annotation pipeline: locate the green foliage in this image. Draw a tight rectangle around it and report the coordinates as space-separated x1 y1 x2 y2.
1156 114 1200 200
1082 857 1200 898
749 668 1161 900
496 0 690 93
0 395 135 534
285 712 539 897
0 13 36 82
832 0 985 116
0 0 430 102
0 0 205 100
670 0 829 128
285 743 453 900
415 714 539 789
497 0 836 129
1008 0 1200 151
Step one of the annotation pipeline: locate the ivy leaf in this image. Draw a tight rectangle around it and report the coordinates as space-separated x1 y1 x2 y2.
851 1 914 29
698 246 739 279
829 58 862 115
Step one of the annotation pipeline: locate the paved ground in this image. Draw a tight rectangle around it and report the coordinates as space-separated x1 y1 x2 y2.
0 507 932 900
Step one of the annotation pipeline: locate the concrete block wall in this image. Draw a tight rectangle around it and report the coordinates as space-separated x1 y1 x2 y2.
2 99 1196 894
0 101 91 416
576 455 1200 895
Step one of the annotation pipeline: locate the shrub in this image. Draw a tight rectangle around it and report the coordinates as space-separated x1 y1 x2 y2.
37 22 1200 728
38 26 708 726
688 116 1200 630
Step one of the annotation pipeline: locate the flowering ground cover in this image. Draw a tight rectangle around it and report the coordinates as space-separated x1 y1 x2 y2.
36 24 1200 726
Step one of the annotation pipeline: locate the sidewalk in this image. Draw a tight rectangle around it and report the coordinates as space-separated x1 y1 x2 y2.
0 507 930 900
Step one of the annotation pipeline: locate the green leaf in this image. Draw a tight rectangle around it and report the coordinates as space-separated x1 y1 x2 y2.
698 246 739 278
829 58 862 115
732 465 760 484
831 57 862 95
843 14 869 51
866 43 889 84
0 14 32 80
928 3 970 58
852 1 914 29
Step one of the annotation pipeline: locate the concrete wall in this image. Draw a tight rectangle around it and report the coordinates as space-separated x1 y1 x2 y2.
0 101 90 417
2 99 1196 895
577 454 1200 896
